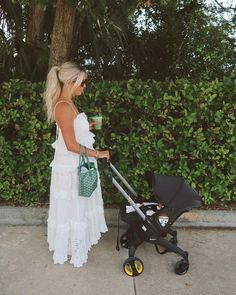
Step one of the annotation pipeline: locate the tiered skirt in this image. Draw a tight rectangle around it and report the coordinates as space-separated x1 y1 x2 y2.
47 162 108 267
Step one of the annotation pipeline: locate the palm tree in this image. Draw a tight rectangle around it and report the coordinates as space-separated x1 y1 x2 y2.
48 0 76 68
0 0 49 81
0 0 137 80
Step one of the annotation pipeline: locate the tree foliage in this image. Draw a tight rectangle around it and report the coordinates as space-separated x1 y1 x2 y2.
0 0 235 81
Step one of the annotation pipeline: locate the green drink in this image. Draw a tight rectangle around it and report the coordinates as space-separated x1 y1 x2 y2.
91 116 103 130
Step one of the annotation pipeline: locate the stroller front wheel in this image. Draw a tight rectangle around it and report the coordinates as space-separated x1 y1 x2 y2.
123 257 144 277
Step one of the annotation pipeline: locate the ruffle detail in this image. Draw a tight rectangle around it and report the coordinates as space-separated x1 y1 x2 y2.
86 207 108 244
74 113 95 148
75 133 95 149
47 209 108 267
51 141 57 149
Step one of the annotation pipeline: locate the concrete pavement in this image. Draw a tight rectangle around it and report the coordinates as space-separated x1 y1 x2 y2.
0 225 236 295
0 206 236 295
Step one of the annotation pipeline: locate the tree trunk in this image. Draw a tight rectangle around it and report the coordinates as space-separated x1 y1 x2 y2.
26 0 45 46
48 0 76 69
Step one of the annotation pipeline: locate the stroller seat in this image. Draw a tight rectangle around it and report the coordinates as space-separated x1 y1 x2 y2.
121 173 201 232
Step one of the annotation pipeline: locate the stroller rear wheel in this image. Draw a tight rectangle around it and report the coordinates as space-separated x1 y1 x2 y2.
123 257 144 277
175 259 189 275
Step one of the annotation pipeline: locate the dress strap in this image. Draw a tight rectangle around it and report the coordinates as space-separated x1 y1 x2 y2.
56 124 59 140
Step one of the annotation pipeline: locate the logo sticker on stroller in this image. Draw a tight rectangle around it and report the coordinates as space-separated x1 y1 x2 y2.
159 216 169 227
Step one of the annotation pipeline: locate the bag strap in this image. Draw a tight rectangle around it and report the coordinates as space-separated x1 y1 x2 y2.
79 144 84 169
84 147 91 170
79 145 91 170
55 124 59 140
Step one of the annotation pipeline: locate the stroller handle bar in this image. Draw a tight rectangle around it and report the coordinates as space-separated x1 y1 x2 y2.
110 163 138 198
100 159 146 221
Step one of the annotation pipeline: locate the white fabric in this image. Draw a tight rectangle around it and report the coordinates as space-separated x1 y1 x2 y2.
47 112 108 267
125 202 159 213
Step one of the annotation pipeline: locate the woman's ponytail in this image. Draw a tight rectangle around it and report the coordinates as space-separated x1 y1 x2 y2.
43 61 86 123
43 66 61 124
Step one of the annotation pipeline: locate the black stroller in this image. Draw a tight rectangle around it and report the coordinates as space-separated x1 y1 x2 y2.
103 160 202 276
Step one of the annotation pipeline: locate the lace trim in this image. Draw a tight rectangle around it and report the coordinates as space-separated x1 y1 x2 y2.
47 214 108 267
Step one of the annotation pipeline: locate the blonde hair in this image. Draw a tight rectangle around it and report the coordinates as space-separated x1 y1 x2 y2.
43 61 86 123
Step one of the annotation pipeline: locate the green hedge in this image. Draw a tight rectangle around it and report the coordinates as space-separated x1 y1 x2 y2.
0 77 235 206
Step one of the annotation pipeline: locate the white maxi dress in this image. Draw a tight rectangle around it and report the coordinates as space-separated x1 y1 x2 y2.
47 112 108 267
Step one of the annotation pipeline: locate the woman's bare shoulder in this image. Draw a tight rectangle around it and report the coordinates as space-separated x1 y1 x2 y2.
54 101 75 122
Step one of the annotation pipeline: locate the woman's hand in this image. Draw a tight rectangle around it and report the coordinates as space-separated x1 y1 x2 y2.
89 121 96 130
97 150 110 160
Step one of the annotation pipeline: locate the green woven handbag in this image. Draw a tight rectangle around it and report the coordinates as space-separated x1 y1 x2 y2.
78 145 98 198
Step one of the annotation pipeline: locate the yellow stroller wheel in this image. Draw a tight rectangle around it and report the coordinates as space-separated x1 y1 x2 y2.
123 257 144 277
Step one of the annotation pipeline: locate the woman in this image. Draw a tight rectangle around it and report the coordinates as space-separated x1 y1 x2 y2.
44 61 109 267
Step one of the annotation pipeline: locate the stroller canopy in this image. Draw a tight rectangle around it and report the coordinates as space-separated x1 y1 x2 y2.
148 174 202 210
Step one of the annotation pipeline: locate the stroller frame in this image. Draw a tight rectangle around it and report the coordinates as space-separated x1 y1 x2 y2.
103 160 200 276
